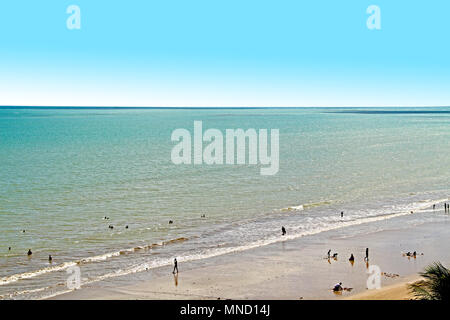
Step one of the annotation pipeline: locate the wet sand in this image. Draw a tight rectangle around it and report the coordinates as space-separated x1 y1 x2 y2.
50 216 450 300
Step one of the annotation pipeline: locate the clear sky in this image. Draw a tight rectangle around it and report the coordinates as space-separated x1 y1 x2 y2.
1 0 449 107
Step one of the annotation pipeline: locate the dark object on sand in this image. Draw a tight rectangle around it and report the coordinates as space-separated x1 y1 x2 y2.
281 226 286 236
27 249 32 256
409 262 450 300
333 282 343 292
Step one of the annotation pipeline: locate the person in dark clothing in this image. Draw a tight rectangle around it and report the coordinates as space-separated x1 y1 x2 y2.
365 248 369 261
281 226 286 236
333 282 343 292
172 258 178 274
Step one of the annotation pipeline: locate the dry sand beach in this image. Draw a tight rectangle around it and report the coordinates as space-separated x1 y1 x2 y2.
50 216 450 300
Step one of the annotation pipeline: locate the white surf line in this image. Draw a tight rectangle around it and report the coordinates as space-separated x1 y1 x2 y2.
37 198 448 300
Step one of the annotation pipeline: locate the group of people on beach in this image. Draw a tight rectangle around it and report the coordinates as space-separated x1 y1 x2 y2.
330 248 369 293
433 203 449 212
327 248 369 262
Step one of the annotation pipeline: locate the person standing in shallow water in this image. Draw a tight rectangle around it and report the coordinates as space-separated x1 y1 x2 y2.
281 226 286 236
365 248 369 261
172 258 178 274
341 211 344 218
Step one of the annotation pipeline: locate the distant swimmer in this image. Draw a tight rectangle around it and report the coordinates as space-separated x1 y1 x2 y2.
172 258 178 274
433 204 435 210
108 225 114 229
333 282 343 292
169 220 173 224
125 225 129 229
349 254 355 262
22 230 26 233
48 255 52 262
281 226 286 236
341 211 344 218
27 249 32 256
365 248 369 261
8 247 11 251
327 249 331 259
104 216 109 220
201 214 206 218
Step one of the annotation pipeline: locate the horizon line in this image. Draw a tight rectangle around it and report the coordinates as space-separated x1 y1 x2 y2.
1 105 450 110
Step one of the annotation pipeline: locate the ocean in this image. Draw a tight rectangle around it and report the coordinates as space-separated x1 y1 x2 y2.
0 107 449 299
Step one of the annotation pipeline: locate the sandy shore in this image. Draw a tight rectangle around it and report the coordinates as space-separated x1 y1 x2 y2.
345 275 420 300
50 216 450 300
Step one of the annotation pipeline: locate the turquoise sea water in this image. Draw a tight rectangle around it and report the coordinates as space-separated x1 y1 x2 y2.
0 107 449 299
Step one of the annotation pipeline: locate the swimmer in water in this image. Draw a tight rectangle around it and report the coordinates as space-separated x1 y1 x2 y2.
27 249 32 256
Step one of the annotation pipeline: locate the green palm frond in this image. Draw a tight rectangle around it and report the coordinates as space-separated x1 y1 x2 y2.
408 262 450 300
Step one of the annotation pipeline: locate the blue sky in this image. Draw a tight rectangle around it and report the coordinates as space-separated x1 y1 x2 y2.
0 0 449 107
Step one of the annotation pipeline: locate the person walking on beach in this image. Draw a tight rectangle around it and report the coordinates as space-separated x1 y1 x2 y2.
281 226 286 236
327 249 331 259
172 258 178 274
365 248 369 261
